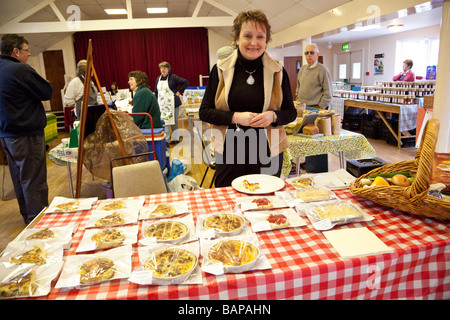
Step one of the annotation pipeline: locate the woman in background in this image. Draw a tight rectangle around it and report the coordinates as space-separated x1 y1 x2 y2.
393 59 416 82
154 61 189 144
128 70 162 129
109 81 119 96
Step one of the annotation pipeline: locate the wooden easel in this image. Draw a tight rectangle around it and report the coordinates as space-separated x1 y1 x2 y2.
75 40 128 198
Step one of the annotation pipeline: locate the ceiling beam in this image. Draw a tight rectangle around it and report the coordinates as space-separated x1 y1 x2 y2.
0 16 235 34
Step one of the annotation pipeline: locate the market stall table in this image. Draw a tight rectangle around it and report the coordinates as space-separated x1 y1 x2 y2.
282 130 376 177
16 185 450 300
343 99 418 149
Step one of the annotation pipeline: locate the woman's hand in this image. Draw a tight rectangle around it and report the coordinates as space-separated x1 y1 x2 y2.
248 111 275 128
232 112 257 126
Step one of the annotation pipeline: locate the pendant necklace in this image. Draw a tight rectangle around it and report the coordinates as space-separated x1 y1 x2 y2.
238 60 257 85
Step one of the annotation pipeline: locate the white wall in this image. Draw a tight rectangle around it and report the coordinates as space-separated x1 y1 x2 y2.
207 29 233 70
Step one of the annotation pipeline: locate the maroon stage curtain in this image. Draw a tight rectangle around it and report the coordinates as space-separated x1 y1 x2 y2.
73 28 209 92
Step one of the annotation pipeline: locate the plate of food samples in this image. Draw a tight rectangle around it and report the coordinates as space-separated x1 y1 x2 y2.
231 174 286 194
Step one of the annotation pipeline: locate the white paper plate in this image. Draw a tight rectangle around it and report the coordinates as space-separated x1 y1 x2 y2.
231 174 285 194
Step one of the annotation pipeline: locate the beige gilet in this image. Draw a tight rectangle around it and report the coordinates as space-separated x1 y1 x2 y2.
210 51 288 156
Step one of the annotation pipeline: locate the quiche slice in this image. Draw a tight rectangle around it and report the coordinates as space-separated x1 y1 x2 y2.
91 228 125 249
101 200 126 211
94 212 125 227
26 228 55 240
10 245 47 265
79 258 115 284
0 269 37 298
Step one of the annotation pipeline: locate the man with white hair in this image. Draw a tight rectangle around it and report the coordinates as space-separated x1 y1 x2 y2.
295 43 333 173
295 43 332 109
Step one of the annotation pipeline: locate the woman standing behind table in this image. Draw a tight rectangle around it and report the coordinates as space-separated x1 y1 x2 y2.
128 70 162 129
154 62 189 144
199 10 297 187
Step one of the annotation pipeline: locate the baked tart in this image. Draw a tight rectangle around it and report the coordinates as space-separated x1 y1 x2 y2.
144 248 197 279
203 214 244 234
266 214 290 229
208 240 259 267
144 221 188 242
252 198 273 209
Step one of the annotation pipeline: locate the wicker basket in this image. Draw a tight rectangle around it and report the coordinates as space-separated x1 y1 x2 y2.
349 118 450 220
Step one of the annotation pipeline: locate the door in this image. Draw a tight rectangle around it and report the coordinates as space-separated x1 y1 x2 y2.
335 50 363 85
43 50 65 111
284 56 302 100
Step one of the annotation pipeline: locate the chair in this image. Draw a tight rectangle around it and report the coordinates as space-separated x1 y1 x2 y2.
110 152 167 198
194 126 216 188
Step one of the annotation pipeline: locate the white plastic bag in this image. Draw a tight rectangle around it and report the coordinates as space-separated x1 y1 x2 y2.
167 174 201 192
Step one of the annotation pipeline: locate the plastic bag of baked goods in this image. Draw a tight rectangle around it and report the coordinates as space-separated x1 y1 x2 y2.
0 241 64 268
55 245 132 288
12 224 77 250
76 225 139 253
129 241 201 285
83 110 149 181
298 200 373 231
140 214 196 245
201 229 271 275
0 262 63 299
196 210 247 239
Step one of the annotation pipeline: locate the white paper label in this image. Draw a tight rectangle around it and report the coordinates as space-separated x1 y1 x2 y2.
202 262 224 275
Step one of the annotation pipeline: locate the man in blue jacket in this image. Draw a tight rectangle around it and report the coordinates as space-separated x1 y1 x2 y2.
0 34 53 224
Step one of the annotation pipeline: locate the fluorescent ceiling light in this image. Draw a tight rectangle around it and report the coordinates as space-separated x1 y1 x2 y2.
387 24 404 32
350 24 378 32
105 9 127 15
147 7 168 14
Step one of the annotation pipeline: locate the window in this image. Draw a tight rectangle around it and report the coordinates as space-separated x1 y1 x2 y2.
339 64 347 79
352 62 361 79
395 36 440 77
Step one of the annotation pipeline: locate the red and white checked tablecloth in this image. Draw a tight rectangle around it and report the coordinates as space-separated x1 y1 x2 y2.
27 185 449 300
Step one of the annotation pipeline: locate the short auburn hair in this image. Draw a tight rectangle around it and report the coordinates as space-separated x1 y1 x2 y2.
231 10 271 48
128 70 149 87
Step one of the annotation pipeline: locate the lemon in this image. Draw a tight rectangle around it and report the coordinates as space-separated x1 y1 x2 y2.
371 176 390 186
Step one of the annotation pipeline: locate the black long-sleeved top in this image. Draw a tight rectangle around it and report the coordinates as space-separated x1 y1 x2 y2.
0 55 53 137
199 51 296 129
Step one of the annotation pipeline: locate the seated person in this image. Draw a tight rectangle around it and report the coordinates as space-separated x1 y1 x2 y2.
127 70 162 129
109 81 119 95
393 59 416 82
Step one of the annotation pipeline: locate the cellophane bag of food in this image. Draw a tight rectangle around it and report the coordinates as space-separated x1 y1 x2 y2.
83 110 149 181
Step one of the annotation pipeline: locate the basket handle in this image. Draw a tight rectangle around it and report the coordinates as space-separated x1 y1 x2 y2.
406 118 440 198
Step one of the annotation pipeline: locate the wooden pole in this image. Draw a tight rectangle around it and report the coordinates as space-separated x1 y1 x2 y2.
75 39 128 198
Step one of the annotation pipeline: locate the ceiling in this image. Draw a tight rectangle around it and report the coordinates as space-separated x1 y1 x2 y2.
0 0 444 56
